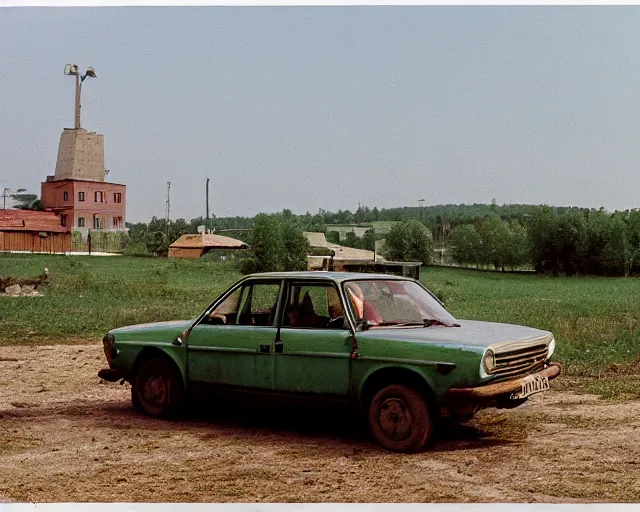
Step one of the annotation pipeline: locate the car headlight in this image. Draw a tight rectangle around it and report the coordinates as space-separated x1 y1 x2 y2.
547 337 555 360
482 348 496 375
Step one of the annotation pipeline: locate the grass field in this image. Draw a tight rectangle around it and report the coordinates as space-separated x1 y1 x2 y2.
1 253 639 397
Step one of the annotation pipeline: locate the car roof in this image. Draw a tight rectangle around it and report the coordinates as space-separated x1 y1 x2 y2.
243 271 412 283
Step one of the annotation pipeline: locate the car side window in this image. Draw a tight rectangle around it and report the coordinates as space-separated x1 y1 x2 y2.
205 281 281 327
283 283 346 330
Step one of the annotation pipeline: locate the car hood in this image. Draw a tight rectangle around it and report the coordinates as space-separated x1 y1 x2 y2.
110 319 194 338
357 319 552 351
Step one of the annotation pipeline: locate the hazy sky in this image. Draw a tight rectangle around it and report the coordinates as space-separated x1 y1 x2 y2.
2 6 640 222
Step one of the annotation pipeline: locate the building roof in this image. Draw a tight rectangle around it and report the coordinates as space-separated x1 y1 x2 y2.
42 177 126 186
169 233 248 250
304 231 381 261
0 209 69 233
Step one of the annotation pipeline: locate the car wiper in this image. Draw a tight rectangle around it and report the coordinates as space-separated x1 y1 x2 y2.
368 320 461 328
386 319 452 328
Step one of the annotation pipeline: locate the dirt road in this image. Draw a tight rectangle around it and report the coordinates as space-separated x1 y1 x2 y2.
0 343 638 503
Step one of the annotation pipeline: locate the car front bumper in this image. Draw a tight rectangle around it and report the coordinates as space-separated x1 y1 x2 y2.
446 362 562 402
98 367 127 382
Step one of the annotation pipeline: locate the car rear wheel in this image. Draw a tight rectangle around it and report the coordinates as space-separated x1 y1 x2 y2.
132 356 185 418
368 384 433 453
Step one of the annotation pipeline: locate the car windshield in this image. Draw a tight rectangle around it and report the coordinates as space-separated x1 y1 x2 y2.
343 279 459 329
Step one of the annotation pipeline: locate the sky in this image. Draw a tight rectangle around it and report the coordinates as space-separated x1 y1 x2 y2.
2 6 640 222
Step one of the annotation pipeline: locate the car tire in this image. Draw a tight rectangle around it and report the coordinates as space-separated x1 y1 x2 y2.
368 383 433 453
131 356 185 418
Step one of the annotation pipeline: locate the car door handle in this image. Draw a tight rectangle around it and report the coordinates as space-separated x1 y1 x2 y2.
259 344 271 354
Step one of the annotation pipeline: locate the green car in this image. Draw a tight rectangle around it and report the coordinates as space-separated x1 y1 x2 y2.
98 271 561 453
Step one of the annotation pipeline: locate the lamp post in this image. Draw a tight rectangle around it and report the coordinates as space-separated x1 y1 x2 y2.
64 64 97 130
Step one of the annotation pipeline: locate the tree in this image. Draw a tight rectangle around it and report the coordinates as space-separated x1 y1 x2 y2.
383 220 433 264
280 209 311 271
145 231 167 256
11 193 43 210
361 229 376 252
239 212 310 274
449 224 483 266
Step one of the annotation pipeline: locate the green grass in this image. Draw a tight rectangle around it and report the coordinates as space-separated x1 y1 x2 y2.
421 266 640 391
0 254 240 345
1 254 640 397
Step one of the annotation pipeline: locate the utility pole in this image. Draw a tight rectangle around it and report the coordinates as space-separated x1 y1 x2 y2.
441 222 445 265
206 178 210 234
165 182 171 241
418 198 425 222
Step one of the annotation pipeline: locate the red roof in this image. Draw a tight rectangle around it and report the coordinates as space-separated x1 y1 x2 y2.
0 210 69 233
169 233 248 249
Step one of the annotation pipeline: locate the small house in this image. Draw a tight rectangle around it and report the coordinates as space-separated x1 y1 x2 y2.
168 233 248 259
0 210 71 253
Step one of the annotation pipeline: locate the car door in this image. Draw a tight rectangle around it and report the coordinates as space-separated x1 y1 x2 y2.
273 280 352 396
186 279 283 391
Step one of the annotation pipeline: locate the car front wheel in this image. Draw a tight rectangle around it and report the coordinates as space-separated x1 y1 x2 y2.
132 356 185 418
368 384 433 453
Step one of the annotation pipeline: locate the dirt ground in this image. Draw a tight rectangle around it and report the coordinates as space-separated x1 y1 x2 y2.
0 343 639 503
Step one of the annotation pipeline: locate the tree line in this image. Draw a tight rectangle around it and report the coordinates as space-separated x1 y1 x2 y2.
448 207 640 276
122 203 640 277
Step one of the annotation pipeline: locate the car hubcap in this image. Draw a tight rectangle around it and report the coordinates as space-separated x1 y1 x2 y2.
379 398 412 441
143 375 167 405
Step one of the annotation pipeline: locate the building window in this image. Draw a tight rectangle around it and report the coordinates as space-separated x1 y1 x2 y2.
63 191 69 202
113 193 122 204
78 191 85 202
93 215 101 230
78 217 85 228
94 191 104 203
113 216 123 228
61 215 67 227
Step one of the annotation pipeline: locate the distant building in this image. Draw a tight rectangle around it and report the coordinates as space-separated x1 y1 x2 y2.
304 231 381 270
168 233 248 259
41 128 126 233
304 231 420 279
0 209 71 253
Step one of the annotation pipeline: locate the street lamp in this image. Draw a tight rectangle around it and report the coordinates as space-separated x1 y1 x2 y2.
418 198 425 222
64 64 97 130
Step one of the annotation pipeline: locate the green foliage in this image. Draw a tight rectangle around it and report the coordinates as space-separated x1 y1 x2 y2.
326 231 340 244
383 220 433 264
124 201 640 276
0 254 240 345
477 215 530 271
449 224 483 266
146 231 167 256
361 229 376 251
11 193 43 210
280 210 311 272
239 211 310 274
526 208 640 276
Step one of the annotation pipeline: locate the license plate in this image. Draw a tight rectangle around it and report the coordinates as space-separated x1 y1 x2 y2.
512 374 550 399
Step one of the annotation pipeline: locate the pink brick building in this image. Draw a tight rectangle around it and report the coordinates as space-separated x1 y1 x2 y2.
41 178 126 230
40 127 127 231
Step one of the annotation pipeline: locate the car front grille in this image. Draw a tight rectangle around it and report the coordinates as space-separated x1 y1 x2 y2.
492 343 549 380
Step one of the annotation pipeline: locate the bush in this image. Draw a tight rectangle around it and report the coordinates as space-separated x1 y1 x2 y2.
383 220 433 264
238 211 310 274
